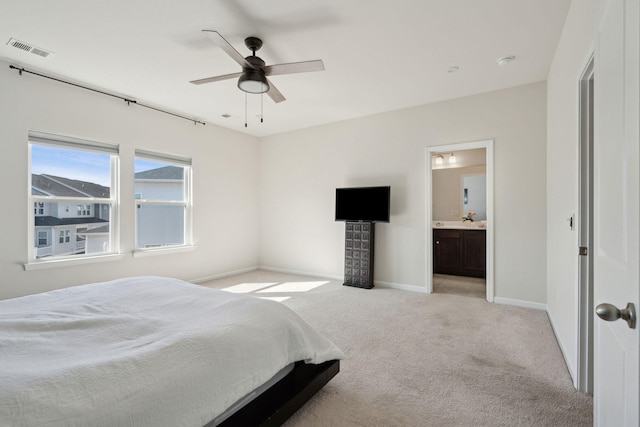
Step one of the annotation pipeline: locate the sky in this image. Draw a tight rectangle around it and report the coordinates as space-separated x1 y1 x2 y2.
31 144 167 187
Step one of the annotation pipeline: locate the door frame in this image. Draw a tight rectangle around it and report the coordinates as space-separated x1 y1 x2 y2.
425 139 494 301
577 55 594 394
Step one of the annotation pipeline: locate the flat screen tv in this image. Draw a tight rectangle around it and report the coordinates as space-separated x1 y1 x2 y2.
335 186 390 223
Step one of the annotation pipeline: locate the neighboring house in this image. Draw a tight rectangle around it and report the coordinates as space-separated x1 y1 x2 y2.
32 166 184 258
134 165 184 249
32 174 110 258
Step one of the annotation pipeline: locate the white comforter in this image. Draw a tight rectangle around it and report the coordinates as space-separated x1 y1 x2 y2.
0 276 343 427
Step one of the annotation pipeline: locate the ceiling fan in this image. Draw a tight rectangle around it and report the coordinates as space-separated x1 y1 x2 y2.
190 30 325 103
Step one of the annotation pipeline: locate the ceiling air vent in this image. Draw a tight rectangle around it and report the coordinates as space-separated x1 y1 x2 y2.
6 38 53 58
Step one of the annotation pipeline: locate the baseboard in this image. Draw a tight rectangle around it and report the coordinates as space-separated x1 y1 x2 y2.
545 309 578 389
259 266 428 293
190 266 259 284
493 297 547 311
375 280 428 293
258 266 343 281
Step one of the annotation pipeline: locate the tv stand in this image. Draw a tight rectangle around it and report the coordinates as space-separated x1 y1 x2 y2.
343 221 375 289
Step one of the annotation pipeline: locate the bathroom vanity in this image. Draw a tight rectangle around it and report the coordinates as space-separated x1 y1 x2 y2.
433 223 486 278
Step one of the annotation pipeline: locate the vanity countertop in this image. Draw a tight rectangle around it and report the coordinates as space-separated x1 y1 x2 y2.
432 220 487 230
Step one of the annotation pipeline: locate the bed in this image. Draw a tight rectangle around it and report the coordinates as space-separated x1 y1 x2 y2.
0 276 343 426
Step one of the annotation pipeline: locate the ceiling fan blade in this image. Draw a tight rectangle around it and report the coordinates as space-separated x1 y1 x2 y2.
203 30 253 69
189 72 242 85
266 78 286 103
264 60 325 76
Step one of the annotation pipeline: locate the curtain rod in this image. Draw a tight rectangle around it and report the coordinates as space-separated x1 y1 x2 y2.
9 65 206 126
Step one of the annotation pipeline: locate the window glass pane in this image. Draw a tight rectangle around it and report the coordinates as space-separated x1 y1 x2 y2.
31 144 111 198
30 141 114 260
134 158 185 201
136 205 185 248
37 231 47 246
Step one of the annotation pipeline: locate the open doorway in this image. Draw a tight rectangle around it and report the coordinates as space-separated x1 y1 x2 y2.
426 140 494 301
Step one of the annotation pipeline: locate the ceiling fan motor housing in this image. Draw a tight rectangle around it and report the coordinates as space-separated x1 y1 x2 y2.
238 55 268 93
245 55 265 68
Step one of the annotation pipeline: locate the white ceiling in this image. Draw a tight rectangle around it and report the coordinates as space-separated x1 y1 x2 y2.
1 0 571 138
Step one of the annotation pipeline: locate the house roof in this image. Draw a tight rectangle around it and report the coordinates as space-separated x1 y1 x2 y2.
35 216 109 227
79 225 110 234
32 166 178 198
135 166 183 180
32 174 110 198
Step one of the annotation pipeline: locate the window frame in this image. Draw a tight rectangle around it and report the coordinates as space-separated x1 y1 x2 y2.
133 149 193 256
25 131 122 270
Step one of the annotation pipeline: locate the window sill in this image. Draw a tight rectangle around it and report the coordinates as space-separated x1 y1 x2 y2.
132 245 196 258
24 253 125 271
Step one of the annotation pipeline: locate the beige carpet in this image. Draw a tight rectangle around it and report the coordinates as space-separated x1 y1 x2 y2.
201 270 592 426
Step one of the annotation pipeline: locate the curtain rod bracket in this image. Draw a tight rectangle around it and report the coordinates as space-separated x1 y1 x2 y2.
9 65 24 75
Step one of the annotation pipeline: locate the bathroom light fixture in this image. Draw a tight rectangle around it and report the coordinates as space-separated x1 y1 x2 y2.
449 153 457 164
435 155 444 165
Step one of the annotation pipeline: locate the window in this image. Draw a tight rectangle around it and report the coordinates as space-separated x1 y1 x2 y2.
34 202 45 215
134 150 192 251
29 131 119 263
76 204 91 216
37 231 48 246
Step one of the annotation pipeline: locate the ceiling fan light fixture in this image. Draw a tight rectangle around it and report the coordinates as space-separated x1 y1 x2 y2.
238 71 269 94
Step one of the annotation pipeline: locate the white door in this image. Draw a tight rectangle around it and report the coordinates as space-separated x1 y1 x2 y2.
593 0 639 425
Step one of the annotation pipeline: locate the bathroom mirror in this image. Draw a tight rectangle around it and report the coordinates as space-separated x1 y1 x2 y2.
461 174 486 220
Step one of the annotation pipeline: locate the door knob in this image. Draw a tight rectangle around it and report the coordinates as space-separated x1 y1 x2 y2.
595 302 636 329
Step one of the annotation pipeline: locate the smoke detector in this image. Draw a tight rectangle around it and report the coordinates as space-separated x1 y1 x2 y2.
6 38 53 58
497 55 515 66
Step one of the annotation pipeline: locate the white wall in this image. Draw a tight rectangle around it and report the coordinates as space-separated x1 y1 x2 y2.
259 82 547 303
0 60 260 300
0 58 550 309
546 0 602 383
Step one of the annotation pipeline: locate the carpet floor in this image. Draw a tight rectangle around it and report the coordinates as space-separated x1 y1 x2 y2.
201 270 592 427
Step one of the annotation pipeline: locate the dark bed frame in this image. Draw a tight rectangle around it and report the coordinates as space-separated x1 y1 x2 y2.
215 359 340 427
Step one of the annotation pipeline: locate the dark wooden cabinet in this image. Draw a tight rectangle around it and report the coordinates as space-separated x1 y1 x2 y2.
433 228 486 278
433 229 462 274
461 230 486 277
343 222 375 289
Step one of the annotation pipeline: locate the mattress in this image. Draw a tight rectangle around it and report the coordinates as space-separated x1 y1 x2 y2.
0 276 344 427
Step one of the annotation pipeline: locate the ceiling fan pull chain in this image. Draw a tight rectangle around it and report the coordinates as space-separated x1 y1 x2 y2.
244 92 248 128
261 93 264 123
